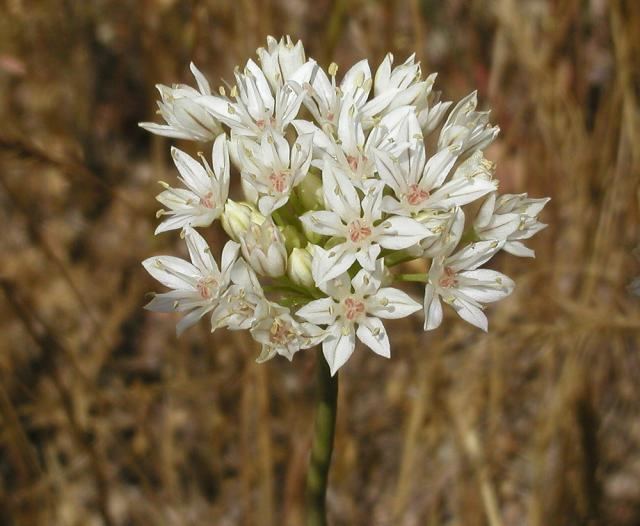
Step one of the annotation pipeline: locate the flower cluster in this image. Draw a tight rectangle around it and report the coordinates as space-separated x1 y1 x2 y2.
141 36 549 375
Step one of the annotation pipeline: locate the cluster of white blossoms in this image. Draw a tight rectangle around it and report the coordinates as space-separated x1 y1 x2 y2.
140 36 549 375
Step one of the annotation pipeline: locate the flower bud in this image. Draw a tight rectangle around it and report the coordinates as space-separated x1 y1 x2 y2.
221 200 263 242
240 217 287 277
297 172 324 211
287 247 314 289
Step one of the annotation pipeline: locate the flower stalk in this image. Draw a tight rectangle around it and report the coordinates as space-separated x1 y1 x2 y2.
306 349 339 526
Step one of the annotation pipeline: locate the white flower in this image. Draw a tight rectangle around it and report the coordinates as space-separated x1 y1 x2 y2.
361 53 429 126
211 258 265 331
155 135 230 234
142 227 239 335
414 73 452 135
474 193 550 257
377 142 496 217
139 62 223 141
296 261 421 375
198 59 312 139
414 206 465 258
298 60 371 133
423 240 514 332
294 100 421 186
257 35 307 91
438 91 499 154
251 300 325 363
239 216 288 277
300 162 429 283
237 131 313 215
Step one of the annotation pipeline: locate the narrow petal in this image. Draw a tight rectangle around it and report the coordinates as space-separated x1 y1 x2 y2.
377 217 429 249
142 256 199 290
450 296 488 332
322 325 357 376
369 287 421 319
296 298 337 325
356 317 390 357
503 240 536 258
448 240 503 272
300 210 345 237
457 269 515 303
423 284 443 331
171 147 210 196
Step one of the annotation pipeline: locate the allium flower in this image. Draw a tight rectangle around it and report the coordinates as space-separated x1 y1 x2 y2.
141 35 549 371
251 299 325 363
297 261 421 375
140 63 223 141
155 134 230 234
143 227 239 335
237 131 313 216
377 144 496 216
474 193 550 257
438 91 500 154
423 240 514 332
239 216 288 277
301 162 429 282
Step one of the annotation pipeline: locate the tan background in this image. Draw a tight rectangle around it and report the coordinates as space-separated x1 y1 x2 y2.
1 0 639 524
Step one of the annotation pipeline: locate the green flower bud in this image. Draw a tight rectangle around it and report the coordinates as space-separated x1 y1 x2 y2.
221 200 264 242
297 172 324 211
287 247 314 289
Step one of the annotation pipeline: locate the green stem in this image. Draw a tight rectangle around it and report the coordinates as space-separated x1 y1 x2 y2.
396 273 428 283
306 350 338 526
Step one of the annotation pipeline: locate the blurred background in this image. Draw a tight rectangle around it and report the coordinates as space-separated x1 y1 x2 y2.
1 0 639 524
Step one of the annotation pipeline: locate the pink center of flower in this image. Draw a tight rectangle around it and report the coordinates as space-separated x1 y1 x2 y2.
438 267 457 288
346 155 359 172
343 297 366 321
269 171 289 193
347 219 372 243
270 319 292 344
256 117 276 130
199 192 215 209
406 184 430 206
196 276 218 299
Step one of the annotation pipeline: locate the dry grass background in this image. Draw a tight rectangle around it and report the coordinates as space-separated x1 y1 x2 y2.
1 0 639 524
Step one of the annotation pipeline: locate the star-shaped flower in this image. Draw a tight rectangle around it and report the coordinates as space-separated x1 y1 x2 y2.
296 261 421 375
155 134 230 234
300 160 429 283
423 240 514 332
143 227 239 335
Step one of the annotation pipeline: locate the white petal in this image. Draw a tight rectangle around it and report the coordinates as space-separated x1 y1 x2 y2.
377 217 429 249
450 296 488 332
300 211 345 237
356 317 390 358
312 244 356 284
322 325 357 376
184 227 219 275
296 297 337 325
176 305 211 336
503 240 536 258
322 159 360 221
457 270 515 303
369 287 421 319
354 243 381 272
220 240 241 275
448 240 503 271
171 147 211 197
190 62 211 95
423 284 443 331
142 256 198 290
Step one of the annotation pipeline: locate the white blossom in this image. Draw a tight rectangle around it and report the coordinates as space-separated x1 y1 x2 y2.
239 216 288 277
237 131 313 216
300 161 429 283
251 300 325 363
297 261 421 375
142 227 239 335
438 91 500 154
423 240 514 332
257 35 307 91
139 62 223 141
155 135 230 234
377 143 496 217
474 193 550 257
